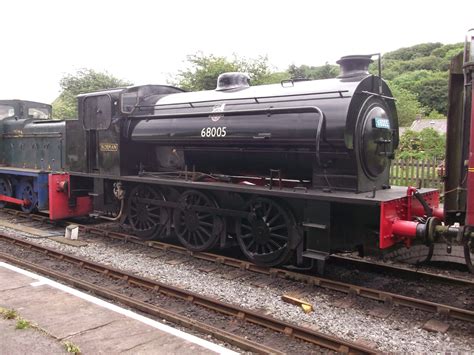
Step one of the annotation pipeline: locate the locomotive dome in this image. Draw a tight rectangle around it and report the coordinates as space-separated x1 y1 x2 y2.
216 72 251 91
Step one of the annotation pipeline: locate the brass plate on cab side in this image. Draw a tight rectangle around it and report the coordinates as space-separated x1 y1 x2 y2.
99 143 118 152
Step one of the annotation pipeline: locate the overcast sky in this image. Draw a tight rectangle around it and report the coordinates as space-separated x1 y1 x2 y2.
0 0 472 103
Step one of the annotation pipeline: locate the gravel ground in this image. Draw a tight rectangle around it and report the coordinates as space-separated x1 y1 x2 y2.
1 223 473 353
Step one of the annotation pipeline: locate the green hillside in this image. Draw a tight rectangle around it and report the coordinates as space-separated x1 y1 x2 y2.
288 42 463 126
380 42 463 125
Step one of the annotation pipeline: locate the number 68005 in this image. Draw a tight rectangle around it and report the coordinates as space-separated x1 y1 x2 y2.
200 127 227 138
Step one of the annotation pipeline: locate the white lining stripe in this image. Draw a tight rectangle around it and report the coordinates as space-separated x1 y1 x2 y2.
0 262 238 355
30 280 46 287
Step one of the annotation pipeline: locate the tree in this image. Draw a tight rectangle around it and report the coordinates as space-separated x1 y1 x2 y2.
378 42 462 114
382 56 445 74
388 82 426 127
431 42 464 59
52 69 132 119
383 43 443 61
172 54 280 91
287 63 339 80
264 71 290 83
392 70 449 115
397 128 445 160
381 43 463 76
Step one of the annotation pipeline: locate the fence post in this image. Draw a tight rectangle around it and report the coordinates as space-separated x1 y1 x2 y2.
390 157 443 190
421 159 425 188
394 159 400 185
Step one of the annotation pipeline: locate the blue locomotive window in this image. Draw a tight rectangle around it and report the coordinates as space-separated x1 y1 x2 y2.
0 105 14 119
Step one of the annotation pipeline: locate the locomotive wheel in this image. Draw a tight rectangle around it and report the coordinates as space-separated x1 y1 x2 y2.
19 180 37 213
0 177 12 208
127 184 167 240
237 197 295 267
173 190 222 252
465 239 474 274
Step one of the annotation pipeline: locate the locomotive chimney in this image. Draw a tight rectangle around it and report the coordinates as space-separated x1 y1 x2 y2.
336 55 373 78
216 72 250 91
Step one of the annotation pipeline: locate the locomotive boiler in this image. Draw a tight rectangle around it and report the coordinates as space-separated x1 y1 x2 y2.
128 55 398 193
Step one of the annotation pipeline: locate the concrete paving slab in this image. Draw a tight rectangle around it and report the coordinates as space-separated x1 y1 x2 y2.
0 267 33 292
67 318 158 353
1 284 123 339
68 318 212 354
0 318 67 354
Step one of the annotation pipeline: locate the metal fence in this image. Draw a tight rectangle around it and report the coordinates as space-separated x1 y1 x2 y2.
389 158 444 192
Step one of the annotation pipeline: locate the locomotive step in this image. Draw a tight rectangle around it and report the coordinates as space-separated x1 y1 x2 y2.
302 222 328 230
302 250 330 261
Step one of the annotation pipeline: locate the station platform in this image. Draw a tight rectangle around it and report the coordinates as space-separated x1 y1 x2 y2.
0 262 237 354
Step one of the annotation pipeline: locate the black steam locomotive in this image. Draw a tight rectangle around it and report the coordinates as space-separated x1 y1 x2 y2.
1 45 473 272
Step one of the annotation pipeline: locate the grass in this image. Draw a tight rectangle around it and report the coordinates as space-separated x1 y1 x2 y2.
0 307 18 320
63 341 81 354
15 319 31 329
1 307 32 330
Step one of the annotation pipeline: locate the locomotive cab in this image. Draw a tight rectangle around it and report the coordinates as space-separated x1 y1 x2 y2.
69 84 184 176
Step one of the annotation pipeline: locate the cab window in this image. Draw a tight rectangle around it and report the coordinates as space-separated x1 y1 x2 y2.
28 107 51 119
0 105 14 119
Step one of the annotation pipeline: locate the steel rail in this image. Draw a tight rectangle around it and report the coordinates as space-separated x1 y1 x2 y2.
5 208 473 287
3 208 474 323
329 254 474 286
0 233 376 355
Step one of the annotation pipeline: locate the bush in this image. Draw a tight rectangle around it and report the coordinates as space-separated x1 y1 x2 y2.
397 128 445 160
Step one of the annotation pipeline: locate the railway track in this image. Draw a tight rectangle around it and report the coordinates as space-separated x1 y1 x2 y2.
2 208 474 324
0 233 375 354
329 254 474 287
4 208 472 287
